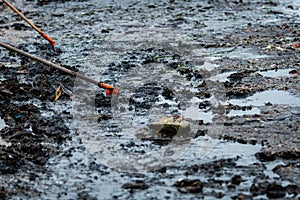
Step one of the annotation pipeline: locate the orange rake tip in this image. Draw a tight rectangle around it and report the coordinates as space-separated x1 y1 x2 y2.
41 33 56 46
98 82 118 96
105 88 119 96
99 82 113 90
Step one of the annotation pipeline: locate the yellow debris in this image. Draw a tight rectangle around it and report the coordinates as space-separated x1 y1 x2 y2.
54 85 62 102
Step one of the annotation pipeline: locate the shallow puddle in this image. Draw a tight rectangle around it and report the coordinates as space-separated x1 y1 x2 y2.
182 97 214 123
193 46 272 59
257 68 297 78
227 107 261 117
0 117 5 130
229 90 300 107
183 109 214 123
225 47 272 59
182 135 261 165
0 118 11 147
208 71 236 82
194 61 219 71
0 75 5 81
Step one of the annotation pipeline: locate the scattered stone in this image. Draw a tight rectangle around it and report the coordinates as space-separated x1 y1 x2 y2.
173 178 204 193
149 115 190 138
272 163 300 184
250 182 289 198
122 180 149 190
266 183 286 199
256 149 300 162
231 175 243 185
231 193 253 200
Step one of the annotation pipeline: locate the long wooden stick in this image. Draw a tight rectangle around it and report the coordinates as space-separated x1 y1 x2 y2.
0 42 118 95
2 0 56 46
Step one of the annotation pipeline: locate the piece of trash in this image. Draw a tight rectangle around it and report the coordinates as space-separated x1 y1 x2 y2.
0 86 13 95
59 82 73 97
266 44 273 49
54 82 74 102
0 137 11 147
275 46 284 51
293 43 300 48
149 115 190 138
16 70 28 74
15 113 24 119
54 85 62 102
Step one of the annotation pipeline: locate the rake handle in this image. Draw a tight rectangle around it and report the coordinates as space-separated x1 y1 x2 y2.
2 0 56 46
0 42 117 94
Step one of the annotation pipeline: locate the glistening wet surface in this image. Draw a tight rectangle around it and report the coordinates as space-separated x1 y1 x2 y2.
227 107 261 117
229 90 300 107
0 118 5 130
257 68 297 78
1 0 300 199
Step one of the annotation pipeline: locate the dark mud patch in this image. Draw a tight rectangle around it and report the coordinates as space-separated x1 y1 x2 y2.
0 39 75 198
0 103 70 198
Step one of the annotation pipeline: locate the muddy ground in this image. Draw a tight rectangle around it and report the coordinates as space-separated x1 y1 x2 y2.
0 0 299 199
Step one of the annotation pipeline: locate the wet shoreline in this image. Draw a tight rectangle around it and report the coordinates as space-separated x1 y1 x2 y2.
1 0 300 199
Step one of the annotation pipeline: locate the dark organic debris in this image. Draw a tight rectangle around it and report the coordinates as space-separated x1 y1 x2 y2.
0 103 70 174
289 69 298 75
250 182 298 199
255 149 300 162
231 175 243 185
